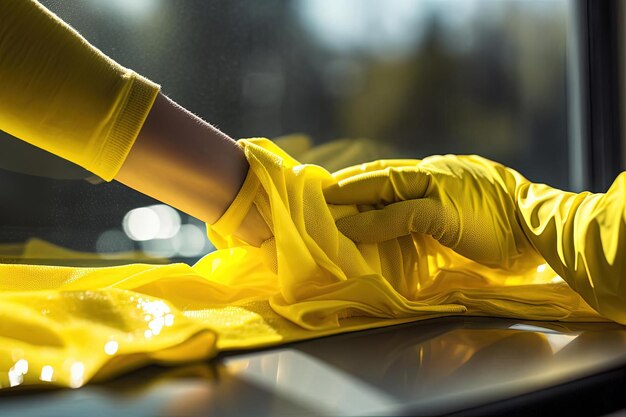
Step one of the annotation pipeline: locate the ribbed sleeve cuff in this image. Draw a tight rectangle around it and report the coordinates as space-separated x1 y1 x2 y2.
93 72 160 181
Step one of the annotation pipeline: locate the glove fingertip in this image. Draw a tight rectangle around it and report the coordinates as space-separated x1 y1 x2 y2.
336 215 377 243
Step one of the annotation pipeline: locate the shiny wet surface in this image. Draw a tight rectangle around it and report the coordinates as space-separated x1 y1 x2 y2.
1 317 625 416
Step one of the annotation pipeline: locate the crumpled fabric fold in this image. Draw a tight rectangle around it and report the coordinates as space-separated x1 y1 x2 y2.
0 138 606 389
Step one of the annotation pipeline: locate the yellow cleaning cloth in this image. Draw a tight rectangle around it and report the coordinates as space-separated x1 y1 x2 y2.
0 138 605 390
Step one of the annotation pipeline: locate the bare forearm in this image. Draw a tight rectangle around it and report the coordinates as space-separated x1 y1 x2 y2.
117 93 244 222
116 93 271 245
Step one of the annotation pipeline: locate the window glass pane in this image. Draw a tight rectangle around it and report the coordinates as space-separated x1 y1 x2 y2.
0 0 570 265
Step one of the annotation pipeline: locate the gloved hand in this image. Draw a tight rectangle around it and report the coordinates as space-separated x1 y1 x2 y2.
326 154 626 324
324 154 545 271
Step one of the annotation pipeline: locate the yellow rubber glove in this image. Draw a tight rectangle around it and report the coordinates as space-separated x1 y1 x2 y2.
209 143 598 326
325 155 545 271
326 155 626 324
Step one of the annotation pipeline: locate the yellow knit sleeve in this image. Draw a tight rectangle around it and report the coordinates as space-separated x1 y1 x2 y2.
0 0 160 181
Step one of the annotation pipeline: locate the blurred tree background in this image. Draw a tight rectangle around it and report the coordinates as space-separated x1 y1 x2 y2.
0 0 569 262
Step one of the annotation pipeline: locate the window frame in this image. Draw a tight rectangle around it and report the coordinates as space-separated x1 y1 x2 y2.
569 0 625 193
